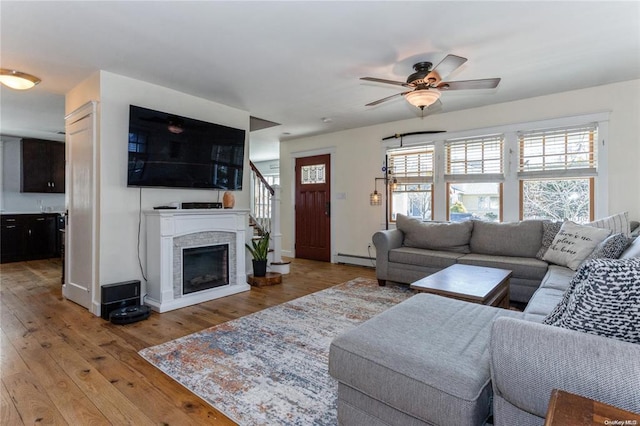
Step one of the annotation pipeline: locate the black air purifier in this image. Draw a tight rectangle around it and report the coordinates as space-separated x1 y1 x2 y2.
101 280 142 321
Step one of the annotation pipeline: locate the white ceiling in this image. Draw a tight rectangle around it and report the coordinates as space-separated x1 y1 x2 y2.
1 1 639 161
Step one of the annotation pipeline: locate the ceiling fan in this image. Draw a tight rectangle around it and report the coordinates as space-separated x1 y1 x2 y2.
362 54 500 110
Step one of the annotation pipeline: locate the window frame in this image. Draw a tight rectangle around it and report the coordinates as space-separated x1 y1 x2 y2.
517 124 598 222
387 145 435 222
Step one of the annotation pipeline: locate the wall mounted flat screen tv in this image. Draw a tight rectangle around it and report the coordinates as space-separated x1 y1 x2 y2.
127 105 246 190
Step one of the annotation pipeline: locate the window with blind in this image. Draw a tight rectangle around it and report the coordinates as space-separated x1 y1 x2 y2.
519 124 597 222
387 146 434 221
445 135 504 222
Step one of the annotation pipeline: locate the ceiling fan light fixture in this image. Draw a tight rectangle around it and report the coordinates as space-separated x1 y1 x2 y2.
404 89 441 110
0 69 41 90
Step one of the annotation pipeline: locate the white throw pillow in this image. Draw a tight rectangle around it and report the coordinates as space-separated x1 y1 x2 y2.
543 221 611 270
588 211 631 237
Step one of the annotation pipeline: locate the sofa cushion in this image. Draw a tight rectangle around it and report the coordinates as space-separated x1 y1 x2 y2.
536 220 563 260
588 211 631 237
470 220 544 258
458 253 548 281
524 265 576 322
329 294 523 426
544 258 640 344
389 247 465 269
522 288 567 323
543 221 611 270
538 264 575 292
397 214 473 253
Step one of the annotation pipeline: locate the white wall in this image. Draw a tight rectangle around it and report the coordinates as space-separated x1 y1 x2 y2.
253 159 280 176
66 71 251 290
1 136 66 213
280 79 640 260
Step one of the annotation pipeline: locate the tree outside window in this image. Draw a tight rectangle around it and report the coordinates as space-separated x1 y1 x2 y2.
521 178 591 223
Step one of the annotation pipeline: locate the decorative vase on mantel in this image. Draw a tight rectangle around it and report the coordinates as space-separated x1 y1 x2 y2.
223 191 235 209
222 191 236 209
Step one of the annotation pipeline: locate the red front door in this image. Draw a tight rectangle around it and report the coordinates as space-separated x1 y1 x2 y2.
295 154 331 261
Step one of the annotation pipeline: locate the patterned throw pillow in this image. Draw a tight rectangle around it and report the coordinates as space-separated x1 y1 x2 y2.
544 258 640 344
581 233 632 266
588 212 631 238
542 264 591 325
536 221 563 260
543 221 611 270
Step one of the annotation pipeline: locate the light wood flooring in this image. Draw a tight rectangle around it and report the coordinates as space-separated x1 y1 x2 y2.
1 257 376 425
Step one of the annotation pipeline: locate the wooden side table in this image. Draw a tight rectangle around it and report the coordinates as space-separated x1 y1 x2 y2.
544 389 640 425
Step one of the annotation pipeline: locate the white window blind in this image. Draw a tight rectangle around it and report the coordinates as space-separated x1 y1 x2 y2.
388 146 434 184
445 135 504 182
518 124 597 179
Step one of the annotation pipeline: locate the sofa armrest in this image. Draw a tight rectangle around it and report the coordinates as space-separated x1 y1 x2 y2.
490 317 640 419
372 229 404 282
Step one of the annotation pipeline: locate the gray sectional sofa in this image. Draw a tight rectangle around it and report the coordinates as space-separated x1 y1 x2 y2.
329 216 640 425
373 215 551 303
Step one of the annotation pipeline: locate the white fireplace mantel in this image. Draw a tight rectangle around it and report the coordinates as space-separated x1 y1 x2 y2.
144 209 251 312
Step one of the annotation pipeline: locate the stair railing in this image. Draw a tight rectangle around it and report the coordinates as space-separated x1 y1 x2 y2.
249 161 283 263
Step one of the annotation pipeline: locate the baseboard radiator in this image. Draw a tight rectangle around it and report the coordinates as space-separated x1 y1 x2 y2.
335 253 376 268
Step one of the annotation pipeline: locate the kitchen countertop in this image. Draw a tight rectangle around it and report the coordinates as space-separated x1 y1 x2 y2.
1 211 65 215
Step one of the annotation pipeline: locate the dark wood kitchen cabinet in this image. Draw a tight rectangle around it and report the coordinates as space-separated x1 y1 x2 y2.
1 214 59 263
21 138 65 193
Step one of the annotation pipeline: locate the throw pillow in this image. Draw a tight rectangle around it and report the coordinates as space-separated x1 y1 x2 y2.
544 258 640 344
536 220 563 260
542 263 591 326
396 214 473 254
588 211 631 238
581 233 632 266
543 221 611 270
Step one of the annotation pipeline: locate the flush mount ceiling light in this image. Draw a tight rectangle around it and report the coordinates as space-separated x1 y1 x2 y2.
404 89 441 110
0 69 41 90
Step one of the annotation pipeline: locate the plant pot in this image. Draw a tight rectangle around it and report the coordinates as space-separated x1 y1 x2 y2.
252 259 268 277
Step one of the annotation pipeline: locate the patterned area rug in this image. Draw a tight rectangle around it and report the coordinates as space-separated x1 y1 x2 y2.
139 277 413 425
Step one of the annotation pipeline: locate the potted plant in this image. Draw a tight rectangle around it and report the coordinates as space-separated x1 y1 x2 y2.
246 232 270 277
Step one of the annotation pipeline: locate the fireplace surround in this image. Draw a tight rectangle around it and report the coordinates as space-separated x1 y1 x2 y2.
145 209 250 312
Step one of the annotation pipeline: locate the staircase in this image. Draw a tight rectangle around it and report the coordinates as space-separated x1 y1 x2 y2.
249 161 289 274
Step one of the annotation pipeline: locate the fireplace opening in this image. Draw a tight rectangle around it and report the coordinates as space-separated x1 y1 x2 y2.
182 244 229 295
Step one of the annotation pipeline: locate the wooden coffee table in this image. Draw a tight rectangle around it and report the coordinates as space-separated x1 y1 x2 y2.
410 264 512 308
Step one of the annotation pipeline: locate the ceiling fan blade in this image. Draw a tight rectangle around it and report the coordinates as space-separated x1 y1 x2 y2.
361 77 411 87
437 78 501 91
431 54 467 79
365 91 409 107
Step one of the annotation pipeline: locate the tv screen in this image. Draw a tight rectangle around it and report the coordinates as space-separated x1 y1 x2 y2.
127 105 246 190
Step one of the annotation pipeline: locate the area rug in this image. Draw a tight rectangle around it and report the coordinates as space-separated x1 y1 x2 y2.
138 277 413 425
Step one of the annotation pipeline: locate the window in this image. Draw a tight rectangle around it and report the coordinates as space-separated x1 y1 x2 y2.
519 124 597 222
445 135 504 222
387 146 434 221
381 114 606 224
300 164 325 184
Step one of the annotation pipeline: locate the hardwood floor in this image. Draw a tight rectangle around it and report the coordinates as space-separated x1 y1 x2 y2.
1 257 376 425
